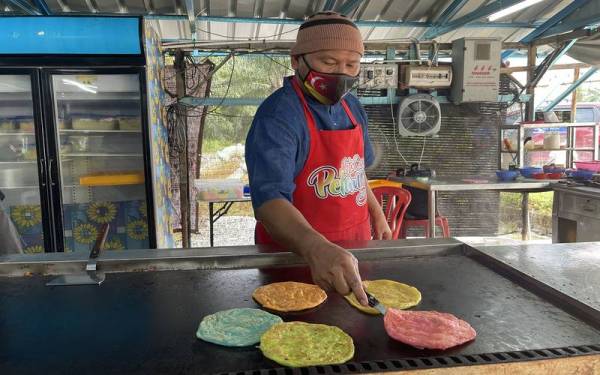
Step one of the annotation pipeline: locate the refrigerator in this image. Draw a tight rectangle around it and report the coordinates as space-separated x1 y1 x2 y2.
0 17 161 253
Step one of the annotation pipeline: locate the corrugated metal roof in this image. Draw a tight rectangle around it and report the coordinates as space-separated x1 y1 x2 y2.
0 0 598 48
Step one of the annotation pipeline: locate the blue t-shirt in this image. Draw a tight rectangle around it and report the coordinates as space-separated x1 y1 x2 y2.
245 76 374 210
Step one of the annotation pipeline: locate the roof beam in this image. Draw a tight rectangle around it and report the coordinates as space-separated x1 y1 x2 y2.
83 0 99 13
322 0 336 11
184 0 196 39
423 0 523 40
253 0 265 39
538 14 600 39
521 0 591 43
543 67 598 112
147 14 540 29
501 62 589 74
5 0 41 14
336 0 363 16
32 0 51 14
529 39 578 89
434 0 469 25
115 0 127 13
533 26 598 46
276 0 291 40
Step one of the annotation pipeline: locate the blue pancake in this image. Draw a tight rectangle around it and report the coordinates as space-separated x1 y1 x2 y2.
196 308 283 347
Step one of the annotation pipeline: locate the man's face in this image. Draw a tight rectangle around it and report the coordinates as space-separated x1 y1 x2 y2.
292 50 361 77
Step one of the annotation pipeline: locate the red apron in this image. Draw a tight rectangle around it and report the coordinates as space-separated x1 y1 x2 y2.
255 79 371 247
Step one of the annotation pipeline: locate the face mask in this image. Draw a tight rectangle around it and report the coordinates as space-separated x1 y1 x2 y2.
299 55 358 105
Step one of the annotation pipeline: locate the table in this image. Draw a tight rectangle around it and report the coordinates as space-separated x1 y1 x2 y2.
199 196 251 247
389 176 556 239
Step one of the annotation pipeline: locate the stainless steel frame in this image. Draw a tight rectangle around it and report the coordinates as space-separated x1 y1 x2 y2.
390 176 554 238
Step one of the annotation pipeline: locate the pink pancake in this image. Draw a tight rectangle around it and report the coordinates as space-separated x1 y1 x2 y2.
384 308 476 350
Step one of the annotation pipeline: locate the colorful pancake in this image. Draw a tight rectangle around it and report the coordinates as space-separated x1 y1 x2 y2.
344 279 421 314
260 322 354 367
384 308 477 350
253 281 327 312
196 308 283 347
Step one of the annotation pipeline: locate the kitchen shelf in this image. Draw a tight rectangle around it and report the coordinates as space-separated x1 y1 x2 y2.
525 148 595 152
0 132 35 136
62 183 144 188
55 92 140 101
520 122 597 129
0 185 39 190
63 153 143 157
0 160 37 165
59 129 141 134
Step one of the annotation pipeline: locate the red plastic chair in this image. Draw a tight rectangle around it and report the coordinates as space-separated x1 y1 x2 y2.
371 186 412 240
400 216 450 238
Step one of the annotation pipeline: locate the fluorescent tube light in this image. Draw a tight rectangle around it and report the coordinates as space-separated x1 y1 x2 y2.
488 0 544 21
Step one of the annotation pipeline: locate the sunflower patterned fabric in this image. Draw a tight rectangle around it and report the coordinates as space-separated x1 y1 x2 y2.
64 200 149 252
10 200 149 252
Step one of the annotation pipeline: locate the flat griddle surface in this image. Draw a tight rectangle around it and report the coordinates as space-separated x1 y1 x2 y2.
1 254 600 374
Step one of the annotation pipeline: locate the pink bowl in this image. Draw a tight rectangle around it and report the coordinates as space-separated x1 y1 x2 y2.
574 161 600 173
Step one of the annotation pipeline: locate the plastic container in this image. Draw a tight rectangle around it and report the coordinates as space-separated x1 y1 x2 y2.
532 172 547 180
519 167 543 178
195 179 245 201
543 165 565 174
543 132 561 150
496 170 519 181
574 161 600 173
572 169 595 181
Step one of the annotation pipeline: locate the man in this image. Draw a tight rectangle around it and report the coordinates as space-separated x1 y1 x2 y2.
245 12 391 306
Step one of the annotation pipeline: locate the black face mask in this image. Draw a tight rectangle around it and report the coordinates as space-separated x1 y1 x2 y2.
299 55 359 105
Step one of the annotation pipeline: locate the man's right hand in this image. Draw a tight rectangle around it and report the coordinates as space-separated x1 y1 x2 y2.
256 199 368 306
299 238 368 306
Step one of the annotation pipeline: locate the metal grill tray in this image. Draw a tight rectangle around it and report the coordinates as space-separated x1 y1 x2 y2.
1 244 600 374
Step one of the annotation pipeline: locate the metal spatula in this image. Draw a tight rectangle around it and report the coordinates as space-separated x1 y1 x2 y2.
366 291 387 315
46 223 109 286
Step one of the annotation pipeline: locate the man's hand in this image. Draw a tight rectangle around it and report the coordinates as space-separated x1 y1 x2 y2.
372 214 392 240
299 239 368 306
256 198 368 306
366 184 393 240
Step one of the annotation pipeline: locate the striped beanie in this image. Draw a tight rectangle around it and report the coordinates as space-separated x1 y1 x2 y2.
291 12 364 56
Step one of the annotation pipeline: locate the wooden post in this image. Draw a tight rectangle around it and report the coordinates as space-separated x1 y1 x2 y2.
571 67 580 122
525 45 537 122
175 50 191 248
521 45 537 241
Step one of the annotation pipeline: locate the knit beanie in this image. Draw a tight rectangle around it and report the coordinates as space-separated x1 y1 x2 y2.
291 12 364 56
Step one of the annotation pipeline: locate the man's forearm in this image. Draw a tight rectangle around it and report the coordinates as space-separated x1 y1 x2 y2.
366 185 385 220
255 198 326 256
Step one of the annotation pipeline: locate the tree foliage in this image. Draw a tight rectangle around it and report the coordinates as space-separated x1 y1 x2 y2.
202 55 292 147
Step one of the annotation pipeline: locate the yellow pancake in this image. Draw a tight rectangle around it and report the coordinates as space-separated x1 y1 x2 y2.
344 279 421 315
260 322 354 367
253 281 327 312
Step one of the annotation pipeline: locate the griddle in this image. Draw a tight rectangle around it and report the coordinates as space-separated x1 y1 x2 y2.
1 241 600 374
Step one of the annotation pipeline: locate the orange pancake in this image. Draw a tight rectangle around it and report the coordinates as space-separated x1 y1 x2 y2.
253 281 327 312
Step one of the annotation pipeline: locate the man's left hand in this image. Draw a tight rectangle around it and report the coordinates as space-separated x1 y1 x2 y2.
372 214 392 240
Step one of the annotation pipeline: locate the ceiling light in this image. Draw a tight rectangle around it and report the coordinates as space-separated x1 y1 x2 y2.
488 0 544 21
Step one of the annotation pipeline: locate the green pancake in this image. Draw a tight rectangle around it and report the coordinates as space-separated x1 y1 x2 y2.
260 322 354 367
196 308 283 347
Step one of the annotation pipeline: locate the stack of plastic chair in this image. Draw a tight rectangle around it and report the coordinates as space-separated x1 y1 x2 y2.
400 216 450 238
370 186 411 240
